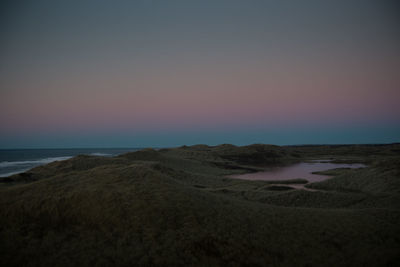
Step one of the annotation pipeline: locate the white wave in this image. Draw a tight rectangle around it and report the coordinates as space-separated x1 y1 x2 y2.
0 156 72 168
0 169 31 177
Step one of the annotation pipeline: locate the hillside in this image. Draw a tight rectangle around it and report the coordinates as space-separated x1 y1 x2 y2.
1 144 399 266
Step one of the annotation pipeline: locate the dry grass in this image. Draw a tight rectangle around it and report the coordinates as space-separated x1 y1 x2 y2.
1 144 399 266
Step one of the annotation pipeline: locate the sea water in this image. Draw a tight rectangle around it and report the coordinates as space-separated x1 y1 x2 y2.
0 148 141 177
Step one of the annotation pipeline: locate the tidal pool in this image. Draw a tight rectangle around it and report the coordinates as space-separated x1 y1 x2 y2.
229 161 366 183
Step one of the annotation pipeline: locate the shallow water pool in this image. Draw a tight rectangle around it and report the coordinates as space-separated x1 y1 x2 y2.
229 161 365 183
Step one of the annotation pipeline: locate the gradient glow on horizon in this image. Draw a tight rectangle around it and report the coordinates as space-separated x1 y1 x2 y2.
1 0 399 148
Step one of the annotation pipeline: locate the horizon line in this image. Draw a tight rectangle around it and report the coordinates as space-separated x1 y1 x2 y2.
1 142 399 150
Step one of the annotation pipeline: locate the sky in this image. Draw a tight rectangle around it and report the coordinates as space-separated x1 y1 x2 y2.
0 0 399 148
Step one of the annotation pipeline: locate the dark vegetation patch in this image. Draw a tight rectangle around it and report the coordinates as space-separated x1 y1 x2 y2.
212 161 261 172
264 185 294 191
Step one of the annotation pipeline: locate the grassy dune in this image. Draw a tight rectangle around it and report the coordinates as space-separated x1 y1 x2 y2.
1 144 399 266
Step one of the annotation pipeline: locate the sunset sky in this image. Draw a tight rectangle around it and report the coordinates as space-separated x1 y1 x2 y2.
1 0 399 148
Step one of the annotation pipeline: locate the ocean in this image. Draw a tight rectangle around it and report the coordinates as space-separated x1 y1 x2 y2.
0 148 141 177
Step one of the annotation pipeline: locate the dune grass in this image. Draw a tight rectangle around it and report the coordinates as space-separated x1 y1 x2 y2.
0 144 399 266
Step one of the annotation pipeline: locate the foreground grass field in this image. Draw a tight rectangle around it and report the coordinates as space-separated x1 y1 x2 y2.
1 144 399 266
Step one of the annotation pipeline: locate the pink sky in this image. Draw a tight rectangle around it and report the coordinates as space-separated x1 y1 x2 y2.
0 0 399 147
